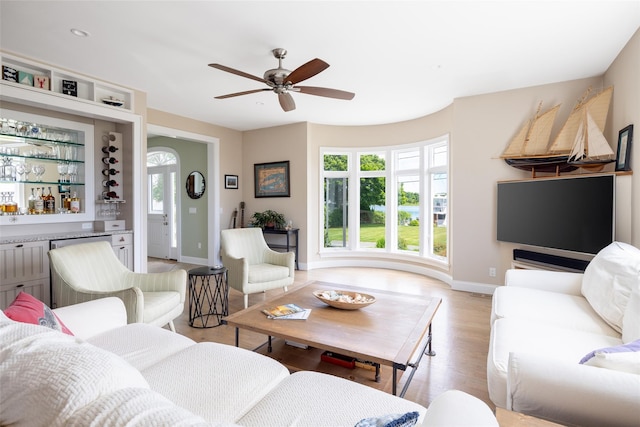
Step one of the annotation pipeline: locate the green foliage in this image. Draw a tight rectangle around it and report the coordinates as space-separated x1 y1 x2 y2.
398 210 411 224
372 210 385 224
324 154 348 171
328 207 344 228
250 210 286 229
409 219 420 226
397 237 408 250
376 237 385 248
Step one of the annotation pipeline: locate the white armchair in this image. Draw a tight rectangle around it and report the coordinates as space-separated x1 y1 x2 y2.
48 241 186 331
220 228 294 309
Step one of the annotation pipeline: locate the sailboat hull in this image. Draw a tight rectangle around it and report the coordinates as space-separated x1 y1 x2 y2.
504 156 577 173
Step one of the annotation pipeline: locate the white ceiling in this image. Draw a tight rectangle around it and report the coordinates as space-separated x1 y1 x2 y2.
1 1 639 131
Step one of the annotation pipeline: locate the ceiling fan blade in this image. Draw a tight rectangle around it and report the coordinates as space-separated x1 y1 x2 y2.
278 92 296 112
286 58 329 85
208 63 267 84
295 86 355 100
215 88 270 99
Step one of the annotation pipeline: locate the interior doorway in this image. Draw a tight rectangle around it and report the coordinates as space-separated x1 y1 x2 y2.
147 149 178 260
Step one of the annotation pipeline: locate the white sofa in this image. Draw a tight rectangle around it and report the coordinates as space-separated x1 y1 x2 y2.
1 296 498 427
488 242 640 427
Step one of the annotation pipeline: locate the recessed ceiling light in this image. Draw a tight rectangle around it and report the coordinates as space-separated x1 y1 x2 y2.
70 28 90 37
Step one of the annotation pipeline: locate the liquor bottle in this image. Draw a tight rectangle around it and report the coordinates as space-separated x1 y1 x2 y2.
69 191 80 213
101 146 118 153
34 188 44 215
28 188 36 214
102 191 119 200
102 179 119 187
102 157 119 165
4 192 17 214
44 187 56 214
61 193 71 211
102 168 120 176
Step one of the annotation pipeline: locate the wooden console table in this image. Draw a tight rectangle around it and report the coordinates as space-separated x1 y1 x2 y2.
262 228 299 269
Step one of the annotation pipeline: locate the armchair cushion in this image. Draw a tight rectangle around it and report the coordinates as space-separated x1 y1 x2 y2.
248 263 290 283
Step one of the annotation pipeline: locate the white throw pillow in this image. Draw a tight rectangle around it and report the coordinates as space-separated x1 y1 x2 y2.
581 242 640 332
0 321 149 427
623 290 640 343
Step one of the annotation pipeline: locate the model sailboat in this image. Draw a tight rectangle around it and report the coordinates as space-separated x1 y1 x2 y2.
500 103 569 174
502 86 615 175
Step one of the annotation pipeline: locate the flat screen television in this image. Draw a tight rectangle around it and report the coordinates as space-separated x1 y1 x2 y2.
497 174 615 254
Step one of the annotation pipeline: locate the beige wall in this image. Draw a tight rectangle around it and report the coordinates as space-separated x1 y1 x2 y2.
242 122 309 261
605 27 640 246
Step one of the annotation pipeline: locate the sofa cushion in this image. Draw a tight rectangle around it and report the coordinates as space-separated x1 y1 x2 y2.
65 388 217 427
581 242 640 332
87 323 195 371
580 339 640 374
623 290 640 343
236 371 426 427
491 286 619 337
3 291 73 335
487 317 622 408
141 341 290 423
0 321 149 427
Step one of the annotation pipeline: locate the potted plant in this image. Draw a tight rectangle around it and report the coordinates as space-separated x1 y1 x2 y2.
250 209 286 229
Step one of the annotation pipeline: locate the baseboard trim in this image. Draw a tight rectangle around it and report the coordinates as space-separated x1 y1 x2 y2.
306 259 452 287
452 280 498 295
179 255 208 266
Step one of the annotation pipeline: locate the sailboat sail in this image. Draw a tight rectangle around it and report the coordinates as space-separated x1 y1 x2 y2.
501 104 560 158
550 86 613 155
569 110 614 163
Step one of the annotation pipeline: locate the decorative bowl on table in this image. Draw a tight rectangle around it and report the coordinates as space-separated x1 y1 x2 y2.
313 289 376 310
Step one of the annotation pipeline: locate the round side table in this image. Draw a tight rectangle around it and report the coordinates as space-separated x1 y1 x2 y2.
187 266 228 328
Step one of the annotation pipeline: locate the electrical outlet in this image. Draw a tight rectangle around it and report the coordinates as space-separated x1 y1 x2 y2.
489 267 496 277
82 223 92 230
198 242 201 249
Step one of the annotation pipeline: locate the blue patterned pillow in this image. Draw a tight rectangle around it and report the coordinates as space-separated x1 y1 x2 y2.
354 411 419 427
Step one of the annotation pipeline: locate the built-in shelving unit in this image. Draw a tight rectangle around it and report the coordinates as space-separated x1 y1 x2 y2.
1 52 134 111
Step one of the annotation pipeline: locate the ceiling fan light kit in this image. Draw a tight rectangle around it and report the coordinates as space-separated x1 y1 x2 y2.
209 48 355 112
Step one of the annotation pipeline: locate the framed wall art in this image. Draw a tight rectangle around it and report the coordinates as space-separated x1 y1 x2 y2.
225 174 238 189
615 124 633 172
254 160 290 198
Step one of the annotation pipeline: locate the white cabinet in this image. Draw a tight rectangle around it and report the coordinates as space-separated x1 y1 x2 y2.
0 241 50 308
111 233 133 270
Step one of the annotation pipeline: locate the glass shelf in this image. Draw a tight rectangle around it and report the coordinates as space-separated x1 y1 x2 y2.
0 152 84 164
3 180 85 186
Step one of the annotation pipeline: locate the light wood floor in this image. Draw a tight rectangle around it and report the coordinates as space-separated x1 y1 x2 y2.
149 258 494 410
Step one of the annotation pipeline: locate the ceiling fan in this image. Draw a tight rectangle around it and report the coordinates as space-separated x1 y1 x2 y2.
209 48 355 112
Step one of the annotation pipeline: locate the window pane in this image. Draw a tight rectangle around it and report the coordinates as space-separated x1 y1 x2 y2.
432 173 448 257
149 173 164 213
324 177 348 247
360 177 386 248
397 149 419 170
398 176 420 252
432 145 447 167
147 151 177 167
360 152 385 171
324 154 348 172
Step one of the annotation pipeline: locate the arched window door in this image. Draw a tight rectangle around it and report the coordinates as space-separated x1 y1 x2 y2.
147 149 178 259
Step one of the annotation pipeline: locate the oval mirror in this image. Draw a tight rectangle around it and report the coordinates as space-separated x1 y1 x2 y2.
186 171 206 199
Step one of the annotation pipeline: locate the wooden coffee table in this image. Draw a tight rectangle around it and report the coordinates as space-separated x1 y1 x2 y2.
223 281 441 396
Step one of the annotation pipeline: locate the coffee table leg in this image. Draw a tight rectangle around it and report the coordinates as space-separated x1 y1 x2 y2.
268 335 273 352
374 363 381 383
235 327 239 347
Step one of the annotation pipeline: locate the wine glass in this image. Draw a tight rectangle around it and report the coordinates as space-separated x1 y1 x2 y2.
22 163 32 181
33 164 45 182
57 162 68 182
15 162 26 181
67 163 78 183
